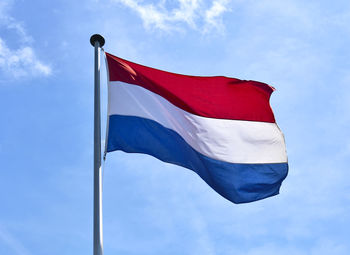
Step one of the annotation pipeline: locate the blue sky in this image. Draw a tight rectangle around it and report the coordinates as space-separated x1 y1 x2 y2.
1 0 350 254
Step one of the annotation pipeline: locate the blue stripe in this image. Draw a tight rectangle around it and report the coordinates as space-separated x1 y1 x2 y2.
107 115 288 204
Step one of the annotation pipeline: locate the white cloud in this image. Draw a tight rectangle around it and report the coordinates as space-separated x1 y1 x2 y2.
0 39 52 78
173 0 200 28
204 0 230 31
113 0 231 32
0 0 51 79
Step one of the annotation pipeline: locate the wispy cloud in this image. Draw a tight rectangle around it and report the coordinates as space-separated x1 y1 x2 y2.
0 0 51 80
112 0 231 33
0 226 31 255
0 39 52 78
204 0 230 31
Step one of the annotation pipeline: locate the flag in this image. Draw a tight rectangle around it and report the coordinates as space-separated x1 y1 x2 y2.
104 52 288 203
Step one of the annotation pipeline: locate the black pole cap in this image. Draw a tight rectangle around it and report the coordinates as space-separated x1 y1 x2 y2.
90 34 105 47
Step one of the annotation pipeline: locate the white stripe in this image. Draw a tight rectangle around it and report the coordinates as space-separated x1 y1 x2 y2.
108 81 287 164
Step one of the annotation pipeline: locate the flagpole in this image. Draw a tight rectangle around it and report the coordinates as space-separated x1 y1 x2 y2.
90 34 105 255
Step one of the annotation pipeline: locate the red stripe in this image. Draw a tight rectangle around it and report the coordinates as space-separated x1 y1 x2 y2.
106 52 276 123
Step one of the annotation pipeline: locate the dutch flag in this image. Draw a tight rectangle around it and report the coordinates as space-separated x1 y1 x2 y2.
104 52 288 204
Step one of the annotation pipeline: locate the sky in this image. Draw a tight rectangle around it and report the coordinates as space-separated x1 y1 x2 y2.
0 0 350 254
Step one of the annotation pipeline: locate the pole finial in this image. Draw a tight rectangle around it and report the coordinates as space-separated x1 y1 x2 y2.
90 34 105 47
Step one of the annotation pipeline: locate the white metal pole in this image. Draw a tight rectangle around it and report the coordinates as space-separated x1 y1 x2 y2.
90 34 105 255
